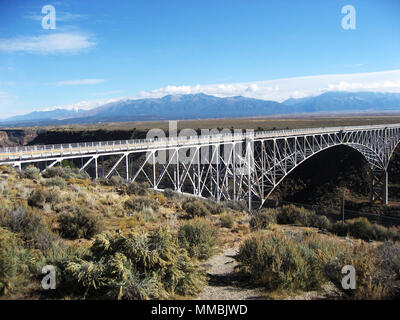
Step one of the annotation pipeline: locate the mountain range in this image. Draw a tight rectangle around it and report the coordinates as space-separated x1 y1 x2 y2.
2 91 400 126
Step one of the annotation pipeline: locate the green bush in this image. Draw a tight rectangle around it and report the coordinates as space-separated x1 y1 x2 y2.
182 200 210 218
220 213 234 228
276 205 332 230
224 200 248 212
375 242 400 297
324 241 387 299
203 201 224 215
330 221 349 236
126 181 149 196
58 207 103 239
0 209 57 251
371 224 391 241
124 196 159 213
163 188 178 199
109 175 126 186
0 227 39 296
250 209 278 230
21 166 40 180
329 217 399 242
42 166 89 180
178 218 218 260
345 218 374 241
28 189 46 208
237 232 327 291
42 187 62 205
63 227 205 299
277 204 312 225
238 230 393 299
45 176 67 188
310 215 331 230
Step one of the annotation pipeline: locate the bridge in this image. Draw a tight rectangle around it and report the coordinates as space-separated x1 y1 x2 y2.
1 123 400 209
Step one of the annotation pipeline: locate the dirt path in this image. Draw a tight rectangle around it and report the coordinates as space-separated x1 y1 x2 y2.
196 247 266 300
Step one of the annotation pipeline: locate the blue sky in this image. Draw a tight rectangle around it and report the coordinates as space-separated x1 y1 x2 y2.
0 0 400 117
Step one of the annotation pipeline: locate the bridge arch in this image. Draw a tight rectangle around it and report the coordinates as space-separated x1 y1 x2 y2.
252 131 400 208
260 142 380 203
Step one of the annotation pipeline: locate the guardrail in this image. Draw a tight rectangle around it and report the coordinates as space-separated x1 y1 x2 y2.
1 123 399 162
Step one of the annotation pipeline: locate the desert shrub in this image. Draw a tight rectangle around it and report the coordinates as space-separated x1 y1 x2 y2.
0 165 14 174
178 218 218 260
126 181 149 196
42 187 61 205
224 200 248 212
63 227 205 299
141 207 157 222
21 166 40 180
330 221 349 237
110 175 126 186
203 201 224 215
238 231 392 298
330 218 398 242
310 214 331 230
237 232 327 292
277 204 313 225
0 208 57 251
151 194 167 206
375 242 400 297
324 241 387 299
163 188 177 199
36 243 89 297
345 218 374 241
387 226 400 242
0 227 39 296
276 205 332 231
371 224 391 241
124 196 159 213
45 176 67 188
182 200 210 218
42 166 89 180
220 213 234 228
58 207 103 239
250 208 278 230
28 189 46 208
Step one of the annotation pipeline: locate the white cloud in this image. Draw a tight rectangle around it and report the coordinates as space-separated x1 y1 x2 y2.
43 98 121 111
0 33 96 54
134 70 400 102
55 78 104 86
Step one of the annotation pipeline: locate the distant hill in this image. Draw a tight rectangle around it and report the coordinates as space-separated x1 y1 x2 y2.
78 93 287 121
3 109 83 123
1 91 400 126
283 91 400 113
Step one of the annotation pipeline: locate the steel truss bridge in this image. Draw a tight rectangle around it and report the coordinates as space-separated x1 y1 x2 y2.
1 123 399 209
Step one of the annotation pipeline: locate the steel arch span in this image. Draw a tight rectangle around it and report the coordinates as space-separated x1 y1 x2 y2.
1 123 399 209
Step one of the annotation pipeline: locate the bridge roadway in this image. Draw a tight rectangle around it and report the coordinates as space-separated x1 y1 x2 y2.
1 123 399 164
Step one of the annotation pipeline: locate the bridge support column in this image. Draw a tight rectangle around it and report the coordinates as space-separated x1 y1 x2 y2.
370 170 388 205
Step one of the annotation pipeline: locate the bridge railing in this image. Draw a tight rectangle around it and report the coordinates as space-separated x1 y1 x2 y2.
1 123 399 162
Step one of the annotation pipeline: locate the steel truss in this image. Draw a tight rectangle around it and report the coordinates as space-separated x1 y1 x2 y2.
1 125 399 208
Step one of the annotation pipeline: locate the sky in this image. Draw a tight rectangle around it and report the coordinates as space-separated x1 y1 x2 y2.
0 0 400 117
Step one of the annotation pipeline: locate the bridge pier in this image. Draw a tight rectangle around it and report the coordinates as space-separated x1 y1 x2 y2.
370 169 388 205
